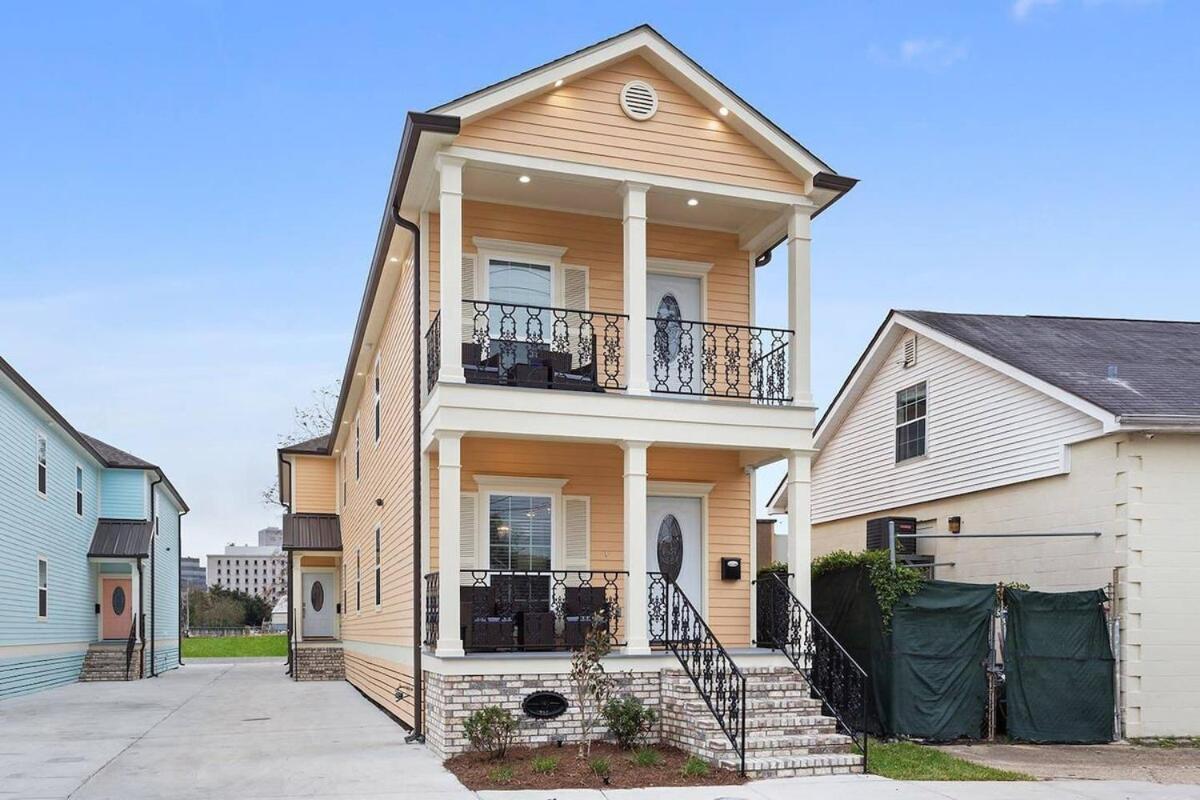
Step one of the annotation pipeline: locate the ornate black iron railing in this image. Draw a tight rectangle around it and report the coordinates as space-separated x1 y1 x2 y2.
649 572 746 774
422 569 627 652
648 317 791 403
463 300 626 391
423 572 439 648
757 571 869 762
425 311 441 394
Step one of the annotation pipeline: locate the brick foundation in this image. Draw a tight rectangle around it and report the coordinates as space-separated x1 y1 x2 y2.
294 646 345 680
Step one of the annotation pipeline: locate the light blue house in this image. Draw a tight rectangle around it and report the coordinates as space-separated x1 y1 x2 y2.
0 356 188 698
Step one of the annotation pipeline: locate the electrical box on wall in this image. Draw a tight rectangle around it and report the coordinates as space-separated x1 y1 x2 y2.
721 557 742 581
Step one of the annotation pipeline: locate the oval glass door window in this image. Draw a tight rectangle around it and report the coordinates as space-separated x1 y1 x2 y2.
310 580 325 612
653 293 683 363
656 514 684 583
111 586 126 616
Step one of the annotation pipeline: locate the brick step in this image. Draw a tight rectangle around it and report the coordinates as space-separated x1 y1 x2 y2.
663 710 836 739
79 645 143 682
721 752 864 779
666 696 825 717
708 732 854 757
662 677 814 697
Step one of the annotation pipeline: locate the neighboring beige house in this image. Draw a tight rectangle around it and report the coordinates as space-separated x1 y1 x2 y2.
273 25 867 776
771 309 1200 738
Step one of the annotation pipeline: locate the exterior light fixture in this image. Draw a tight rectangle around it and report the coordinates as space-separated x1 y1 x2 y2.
718 106 729 116
554 79 564 88
948 516 962 534
687 198 699 207
518 175 531 184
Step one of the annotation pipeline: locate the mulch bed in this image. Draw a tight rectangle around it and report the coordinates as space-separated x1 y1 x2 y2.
445 741 747 790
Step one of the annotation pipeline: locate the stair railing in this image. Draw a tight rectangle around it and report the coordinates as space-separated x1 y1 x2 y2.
124 617 138 680
759 571 869 763
649 571 746 774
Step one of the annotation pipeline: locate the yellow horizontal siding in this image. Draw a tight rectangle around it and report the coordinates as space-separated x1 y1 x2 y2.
293 455 336 513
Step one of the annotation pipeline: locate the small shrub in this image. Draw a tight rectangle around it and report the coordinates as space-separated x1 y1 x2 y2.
486 765 514 784
588 756 611 777
531 755 559 775
631 747 663 767
811 550 923 628
464 706 518 759
680 755 710 778
602 696 658 749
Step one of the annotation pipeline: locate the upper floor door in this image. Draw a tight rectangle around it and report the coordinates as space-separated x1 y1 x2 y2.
647 272 701 394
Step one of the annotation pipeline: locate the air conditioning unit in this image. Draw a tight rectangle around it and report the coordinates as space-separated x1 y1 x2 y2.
866 516 917 555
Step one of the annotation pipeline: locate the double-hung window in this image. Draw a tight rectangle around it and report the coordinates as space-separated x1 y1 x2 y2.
895 382 928 462
487 259 552 343
354 417 360 481
374 526 382 607
355 548 361 612
35 433 47 496
37 558 48 618
373 354 382 445
75 466 84 516
488 494 552 571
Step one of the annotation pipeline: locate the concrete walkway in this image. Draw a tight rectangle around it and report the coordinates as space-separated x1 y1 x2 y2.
2 661 1195 799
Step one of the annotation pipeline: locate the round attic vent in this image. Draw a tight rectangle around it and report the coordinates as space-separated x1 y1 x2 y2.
619 80 659 121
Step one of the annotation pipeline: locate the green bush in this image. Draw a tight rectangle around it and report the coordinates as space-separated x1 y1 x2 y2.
464 706 518 759
631 747 663 767
811 549 923 628
531 755 558 775
486 765 514 784
588 756 611 777
680 755 709 778
602 696 658 749
756 560 789 578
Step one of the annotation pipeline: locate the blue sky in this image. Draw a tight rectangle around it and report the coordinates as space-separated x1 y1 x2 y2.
2 1 1196 557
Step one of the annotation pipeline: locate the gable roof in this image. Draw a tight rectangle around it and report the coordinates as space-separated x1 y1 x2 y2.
278 433 331 455
82 434 155 468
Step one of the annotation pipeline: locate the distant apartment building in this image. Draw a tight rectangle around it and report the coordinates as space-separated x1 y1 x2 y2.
207 541 286 602
180 557 207 590
257 526 283 547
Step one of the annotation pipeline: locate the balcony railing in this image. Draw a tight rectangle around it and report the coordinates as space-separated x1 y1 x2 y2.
424 569 627 653
425 312 441 394
649 317 791 404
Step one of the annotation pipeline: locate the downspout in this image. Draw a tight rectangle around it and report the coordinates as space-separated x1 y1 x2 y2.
136 556 145 678
280 457 294 677
149 476 163 677
177 509 187 666
393 207 424 742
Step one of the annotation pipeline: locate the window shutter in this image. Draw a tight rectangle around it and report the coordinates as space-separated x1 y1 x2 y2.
902 335 918 368
562 496 590 569
459 492 477 584
561 265 588 310
461 254 478 343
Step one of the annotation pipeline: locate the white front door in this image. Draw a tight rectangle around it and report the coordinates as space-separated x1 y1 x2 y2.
647 495 704 605
302 573 335 638
646 273 702 394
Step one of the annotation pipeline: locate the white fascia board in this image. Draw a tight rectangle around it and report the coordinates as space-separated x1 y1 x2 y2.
431 28 828 181
766 478 787 514
421 383 815 454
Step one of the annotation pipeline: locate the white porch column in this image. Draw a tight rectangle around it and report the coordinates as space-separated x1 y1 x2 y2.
436 431 465 657
622 183 650 395
291 554 303 643
787 206 813 407
747 465 758 643
437 155 465 384
622 440 651 654
786 451 812 608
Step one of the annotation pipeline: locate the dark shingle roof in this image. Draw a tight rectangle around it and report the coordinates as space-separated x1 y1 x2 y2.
282 513 342 551
88 519 154 558
902 311 1200 418
81 434 155 468
279 434 331 455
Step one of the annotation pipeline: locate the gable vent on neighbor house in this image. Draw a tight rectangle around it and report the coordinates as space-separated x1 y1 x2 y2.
619 80 659 121
901 335 918 368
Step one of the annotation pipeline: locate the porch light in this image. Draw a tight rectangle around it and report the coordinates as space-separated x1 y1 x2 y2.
518 175 531 184
687 198 699 207
718 106 729 116
554 79 564 87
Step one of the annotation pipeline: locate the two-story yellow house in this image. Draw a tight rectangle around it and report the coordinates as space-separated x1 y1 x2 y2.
275 25 863 777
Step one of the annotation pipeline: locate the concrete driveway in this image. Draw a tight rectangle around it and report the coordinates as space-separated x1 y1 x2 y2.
1 662 1195 800
0 660 468 799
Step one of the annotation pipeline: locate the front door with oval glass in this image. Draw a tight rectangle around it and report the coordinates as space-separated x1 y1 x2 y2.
646 495 703 611
646 273 702 394
101 577 133 640
302 572 336 638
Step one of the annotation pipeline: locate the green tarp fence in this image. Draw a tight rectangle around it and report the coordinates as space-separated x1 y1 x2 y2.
1004 587 1114 743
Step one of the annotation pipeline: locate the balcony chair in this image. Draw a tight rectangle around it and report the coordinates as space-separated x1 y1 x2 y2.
562 586 612 647
491 574 555 650
459 584 514 650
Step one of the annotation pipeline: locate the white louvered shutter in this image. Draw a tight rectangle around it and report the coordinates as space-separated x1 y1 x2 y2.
459 492 477 585
562 496 590 570
561 265 588 310
461 254 478 344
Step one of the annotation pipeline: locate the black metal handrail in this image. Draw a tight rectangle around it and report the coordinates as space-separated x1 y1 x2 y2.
757 571 869 763
648 572 746 774
465 300 626 391
423 572 439 648
425 311 441 393
124 617 138 680
648 316 791 403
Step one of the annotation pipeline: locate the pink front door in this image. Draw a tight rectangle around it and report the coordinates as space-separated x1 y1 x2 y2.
101 577 133 640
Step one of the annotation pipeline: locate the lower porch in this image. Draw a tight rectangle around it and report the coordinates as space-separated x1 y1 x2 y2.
282 515 346 681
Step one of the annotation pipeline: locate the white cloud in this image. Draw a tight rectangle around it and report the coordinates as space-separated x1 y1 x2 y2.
1012 0 1061 19
871 38 969 71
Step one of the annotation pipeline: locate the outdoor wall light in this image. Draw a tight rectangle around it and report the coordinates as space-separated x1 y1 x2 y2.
375 498 384 507
554 79 564 87
718 106 729 116
518 174 531 184
948 516 962 534
687 197 699 207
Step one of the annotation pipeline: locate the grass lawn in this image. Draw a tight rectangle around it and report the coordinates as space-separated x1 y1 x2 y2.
865 739 1034 781
182 634 287 658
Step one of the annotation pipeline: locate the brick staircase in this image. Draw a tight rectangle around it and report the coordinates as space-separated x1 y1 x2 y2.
661 666 864 778
79 642 143 682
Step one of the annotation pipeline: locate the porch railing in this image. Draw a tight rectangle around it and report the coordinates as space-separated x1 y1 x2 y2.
648 572 746 774
423 569 627 652
425 312 441 394
649 317 791 403
757 571 869 762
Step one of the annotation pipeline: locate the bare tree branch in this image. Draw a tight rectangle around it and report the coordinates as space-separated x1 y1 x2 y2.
263 380 341 508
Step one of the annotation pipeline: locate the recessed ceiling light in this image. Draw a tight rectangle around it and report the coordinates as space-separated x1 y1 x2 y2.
687 198 699 207
718 106 729 116
387 256 399 262
554 79 564 88
518 175 531 184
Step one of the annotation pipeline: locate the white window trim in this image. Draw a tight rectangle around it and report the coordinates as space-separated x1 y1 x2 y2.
894 380 929 465
35 431 48 499
645 482 712 619
374 525 382 610
75 463 84 517
473 239 565 308
472 476 568 573
354 416 361 482
373 353 382 447
36 556 48 620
